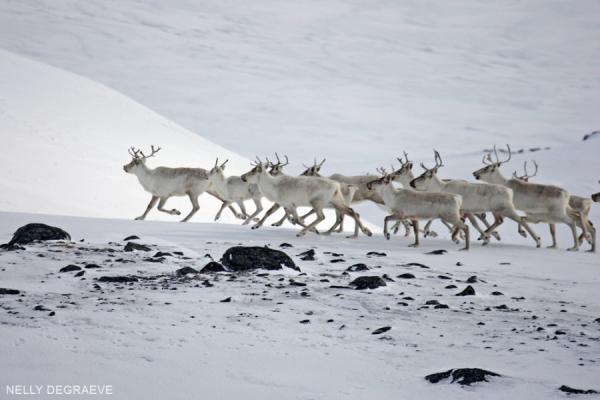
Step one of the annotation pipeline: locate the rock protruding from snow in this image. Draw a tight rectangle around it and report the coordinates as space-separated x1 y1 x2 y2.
201 262 226 273
2 223 70 247
349 276 387 290
582 131 600 141
124 242 152 252
176 267 199 276
456 285 476 296
0 288 21 295
558 385 598 394
221 246 299 272
425 368 501 386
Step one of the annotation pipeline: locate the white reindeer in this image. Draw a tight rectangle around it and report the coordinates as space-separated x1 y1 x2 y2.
123 146 240 222
411 150 541 247
366 173 470 250
473 145 582 251
207 158 263 225
241 161 372 238
512 160 596 252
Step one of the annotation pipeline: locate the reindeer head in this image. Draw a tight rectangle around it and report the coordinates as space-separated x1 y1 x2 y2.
410 150 444 190
208 158 229 177
241 157 268 183
472 144 511 183
123 145 161 173
387 151 415 185
267 153 289 176
512 160 538 182
300 158 326 176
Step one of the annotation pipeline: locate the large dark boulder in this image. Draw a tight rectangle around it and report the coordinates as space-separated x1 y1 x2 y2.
425 368 500 386
349 276 387 290
3 223 70 247
201 261 226 273
221 246 299 272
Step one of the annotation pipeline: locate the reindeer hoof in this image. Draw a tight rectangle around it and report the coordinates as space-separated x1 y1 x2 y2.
365 229 373 237
546 244 556 249
251 225 260 230
385 233 390 240
296 232 306 238
567 247 579 252
459 246 469 251
134 216 144 221
408 243 419 248
345 235 359 239
172 209 181 215
518 230 527 238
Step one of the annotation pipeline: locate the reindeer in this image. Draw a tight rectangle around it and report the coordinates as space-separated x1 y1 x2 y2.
593 192 600 203
473 145 583 251
241 161 372 238
512 160 596 252
207 158 263 225
123 146 241 222
366 173 470 250
411 150 540 247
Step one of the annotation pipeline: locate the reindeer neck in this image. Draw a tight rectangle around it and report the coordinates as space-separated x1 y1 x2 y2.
209 173 228 197
133 164 155 190
489 170 508 185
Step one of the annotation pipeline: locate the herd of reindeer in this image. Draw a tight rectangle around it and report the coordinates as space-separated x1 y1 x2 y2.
123 145 598 252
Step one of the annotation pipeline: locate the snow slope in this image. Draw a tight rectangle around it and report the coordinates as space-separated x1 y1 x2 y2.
0 49 250 222
1 0 599 170
1 211 599 399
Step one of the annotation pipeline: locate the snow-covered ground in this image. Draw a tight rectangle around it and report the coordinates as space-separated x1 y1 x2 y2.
1 211 599 399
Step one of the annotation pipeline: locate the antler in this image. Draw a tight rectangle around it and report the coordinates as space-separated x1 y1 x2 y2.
220 159 229 168
523 160 538 179
433 150 444 168
274 153 289 167
492 144 512 165
128 147 142 158
318 158 326 168
376 167 387 176
397 151 410 166
482 151 494 165
138 145 161 159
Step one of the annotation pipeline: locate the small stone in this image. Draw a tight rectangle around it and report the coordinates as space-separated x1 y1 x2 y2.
346 263 369 272
220 297 232 303
74 271 85 277
200 262 226 273
426 249 447 255
397 273 415 279
466 275 478 283
0 288 20 295
372 326 391 335
279 243 293 248
299 319 310 324
3 223 70 246
366 251 386 257
445 284 457 289
34 305 51 312
456 285 476 296
425 368 500 386
123 235 140 241
349 276 387 290
124 242 151 252
434 304 449 309
298 249 316 261
98 276 138 283
330 258 345 263
176 267 199 276
491 291 504 296
558 385 598 394
60 265 81 273
85 264 101 269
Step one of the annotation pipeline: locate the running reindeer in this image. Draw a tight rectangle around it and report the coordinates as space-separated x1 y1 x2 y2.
473 145 585 251
512 160 596 252
241 159 372 238
411 150 540 247
123 146 240 222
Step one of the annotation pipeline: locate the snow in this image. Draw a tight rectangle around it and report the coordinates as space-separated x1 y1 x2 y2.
1 211 599 399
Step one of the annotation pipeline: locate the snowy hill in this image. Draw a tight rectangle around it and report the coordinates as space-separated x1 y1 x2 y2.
1 0 599 170
0 49 249 222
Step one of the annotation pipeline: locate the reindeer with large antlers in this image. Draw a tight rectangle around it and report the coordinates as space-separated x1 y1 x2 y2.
123 146 241 222
411 150 541 247
241 159 372 238
512 160 596 252
207 158 264 224
473 145 584 251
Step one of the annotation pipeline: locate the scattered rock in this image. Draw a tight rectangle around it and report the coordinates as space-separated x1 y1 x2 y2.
491 291 504 296
437 275 452 280
176 267 199 276
372 326 391 335
582 130 600 141
366 251 386 257
397 273 416 279
425 300 440 305
2 223 70 246
434 304 449 309
426 249 447 255
85 264 101 269
289 280 307 287
298 249 315 261
456 285 476 296
403 262 430 269
124 242 151 252
201 261 226 273
445 284 457 289
382 274 395 282
74 271 85 277
153 251 172 258
330 258 345 263
346 263 369 272
425 368 501 386
59 265 82 273
33 305 51 312
123 235 140 241
220 297 232 303
466 275 478 283
279 243 293 248
0 288 20 295
349 276 387 290
558 385 598 394
98 276 138 283
299 319 310 324
221 246 299 271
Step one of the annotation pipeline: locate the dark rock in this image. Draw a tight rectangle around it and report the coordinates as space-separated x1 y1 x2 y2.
456 285 476 296
582 130 600 141
445 284 458 289
85 263 101 269
98 276 138 283
3 223 70 246
425 368 501 386
372 326 391 335
176 267 199 276
434 304 449 309
397 273 416 279
221 246 298 271
201 261 226 273
202 280 214 287
74 271 85 277
298 249 315 261
124 242 151 252
437 275 452 280
279 243 293 248
34 305 51 312
425 300 440 305
346 263 369 272
366 251 386 257
48 311 55 316
153 251 172 258
123 235 140 241
329 285 352 290
299 319 310 324
491 291 504 296
426 249 447 255
466 275 478 283
558 385 598 394
324 252 343 257
382 274 395 282
349 276 387 290
0 288 20 295
59 265 81 273
330 258 345 263
403 262 430 269
0 243 25 251
289 280 307 287
220 297 232 303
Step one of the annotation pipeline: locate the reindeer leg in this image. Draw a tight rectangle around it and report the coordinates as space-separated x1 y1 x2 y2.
297 205 325 237
253 203 280 230
322 210 343 236
243 198 263 225
408 219 420 247
383 214 396 240
214 201 230 221
465 213 489 244
207 190 243 219
335 204 372 238
157 197 181 216
237 201 249 220
476 213 500 241
135 196 159 220
565 218 580 251
181 193 200 222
